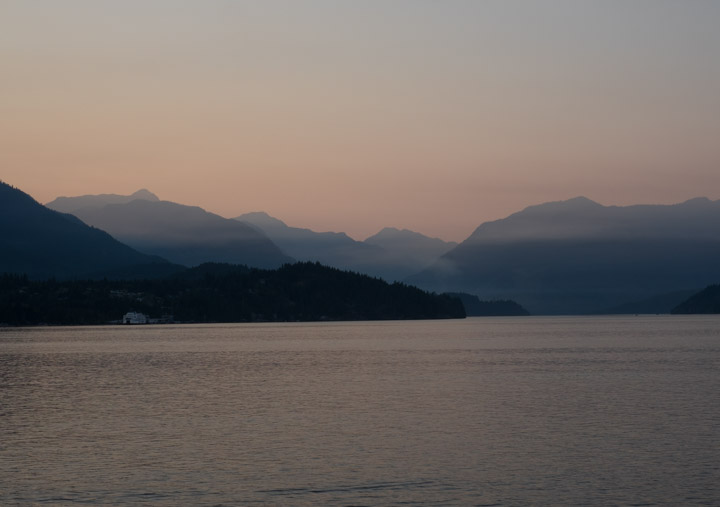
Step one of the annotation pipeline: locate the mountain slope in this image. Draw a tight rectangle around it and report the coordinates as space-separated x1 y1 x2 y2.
672 285 720 314
364 227 456 273
408 197 720 315
0 181 173 278
47 188 159 213
235 213 455 281
236 211 378 264
235 211 389 274
50 199 293 268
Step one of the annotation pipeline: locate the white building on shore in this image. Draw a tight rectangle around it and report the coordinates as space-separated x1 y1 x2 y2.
122 312 148 324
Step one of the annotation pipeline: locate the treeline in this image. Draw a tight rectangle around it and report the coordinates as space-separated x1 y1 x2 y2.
0 262 465 326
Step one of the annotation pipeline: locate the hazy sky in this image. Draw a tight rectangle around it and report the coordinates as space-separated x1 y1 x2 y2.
2 1 719 241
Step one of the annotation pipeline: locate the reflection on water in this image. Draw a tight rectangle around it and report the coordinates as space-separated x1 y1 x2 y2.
1 316 719 505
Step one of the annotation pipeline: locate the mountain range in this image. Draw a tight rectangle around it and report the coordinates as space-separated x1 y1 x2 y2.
4 180 720 315
408 196 720 314
236 212 456 281
0 181 176 279
46 189 456 281
47 192 292 269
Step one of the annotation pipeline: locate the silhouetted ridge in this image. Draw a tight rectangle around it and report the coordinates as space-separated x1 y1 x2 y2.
0 181 174 279
236 213 456 282
408 196 720 314
236 211 288 230
47 188 159 213
47 196 293 269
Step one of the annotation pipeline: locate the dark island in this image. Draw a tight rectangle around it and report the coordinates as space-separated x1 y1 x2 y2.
0 262 465 326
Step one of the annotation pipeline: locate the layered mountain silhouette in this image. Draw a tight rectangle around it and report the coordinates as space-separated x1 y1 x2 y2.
236 212 456 281
46 190 454 278
0 181 175 279
47 193 292 268
236 211 381 269
408 197 720 314
364 227 458 274
30 185 720 315
47 188 160 212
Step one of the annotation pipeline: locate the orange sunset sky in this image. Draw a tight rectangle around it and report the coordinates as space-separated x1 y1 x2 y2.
2 1 719 241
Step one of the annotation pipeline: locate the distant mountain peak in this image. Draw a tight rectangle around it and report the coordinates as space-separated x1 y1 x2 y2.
366 227 454 244
521 196 602 213
47 189 160 213
130 189 159 201
234 211 289 229
372 227 415 237
1 181 172 279
680 196 712 206
243 211 273 219
566 196 598 205
411 195 720 314
60 199 293 269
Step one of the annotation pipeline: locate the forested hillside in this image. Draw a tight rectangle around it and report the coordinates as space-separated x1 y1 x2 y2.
0 262 465 326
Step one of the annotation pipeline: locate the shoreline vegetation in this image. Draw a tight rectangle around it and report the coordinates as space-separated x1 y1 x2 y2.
0 262 466 327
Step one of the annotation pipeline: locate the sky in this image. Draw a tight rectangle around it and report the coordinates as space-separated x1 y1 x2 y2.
2 0 719 242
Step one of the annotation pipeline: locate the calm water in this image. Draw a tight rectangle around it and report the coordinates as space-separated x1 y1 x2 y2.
1 316 719 506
